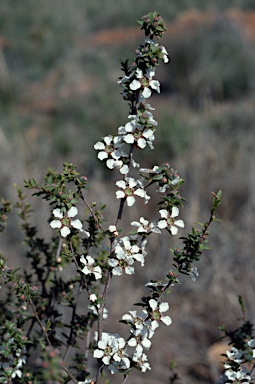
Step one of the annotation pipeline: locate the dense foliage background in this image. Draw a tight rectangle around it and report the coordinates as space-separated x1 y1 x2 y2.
1 1 255 383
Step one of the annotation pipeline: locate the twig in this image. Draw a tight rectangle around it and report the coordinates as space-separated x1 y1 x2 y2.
63 303 77 362
29 298 78 384
29 299 52 347
122 374 129 384
80 191 105 231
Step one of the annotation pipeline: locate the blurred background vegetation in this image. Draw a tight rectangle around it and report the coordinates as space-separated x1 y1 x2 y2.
1 1 255 383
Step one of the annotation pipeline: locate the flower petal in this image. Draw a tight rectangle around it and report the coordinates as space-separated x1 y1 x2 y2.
71 219 83 230
67 206 78 218
126 196 135 206
170 225 178 235
142 87 151 98
150 80 160 93
98 151 109 161
116 180 126 189
94 142 105 150
157 220 167 229
116 190 125 199
52 208 63 219
137 138 147 149
104 135 113 145
171 206 179 218
60 226 71 237
149 299 157 311
159 209 168 219
130 79 141 91
175 219 184 228
124 134 135 144
50 220 62 229
120 165 129 175
161 315 172 326
159 302 169 312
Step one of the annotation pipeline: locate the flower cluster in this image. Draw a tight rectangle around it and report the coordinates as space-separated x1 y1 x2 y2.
118 299 172 372
93 333 130 374
108 236 147 275
94 297 173 375
218 339 255 384
93 15 170 212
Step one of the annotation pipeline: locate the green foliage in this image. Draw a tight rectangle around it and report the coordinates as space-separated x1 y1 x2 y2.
137 12 167 39
24 163 88 210
0 199 12 233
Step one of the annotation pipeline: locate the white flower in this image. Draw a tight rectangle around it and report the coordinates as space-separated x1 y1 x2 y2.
111 336 130 368
226 347 243 364
128 111 158 127
137 97 155 111
130 155 140 169
146 281 169 288
149 299 172 326
140 110 158 126
122 309 158 339
190 266 199 282
225 366 251 383
94 333 129 372
1 351 27 380
108 225 119 237
131 217 161 234
50 206 88 237
122 309 148 330
108 247 135 276
118 72 133 85
106 158 129 175
94 135 123 161
89 293 97 302
119 236 145 266
160 46 169 63
78 380 92 384
248 338 255 358
129 68 160 98
94 135 128 173
132 345 151 372
128 327 151 351
118 119 155 150
80 255 102 280
116 177 150 206
90 304 108 319
145 38 169 63
248 339 255 348
157 207 184 235
93 333 119 365
139 165 160 174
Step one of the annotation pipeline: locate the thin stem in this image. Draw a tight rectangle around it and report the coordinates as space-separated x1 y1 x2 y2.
56 236 63 260
29 299 52 347
116 197 126 224
250 364 255 380
80 191 105 231
85 328 91 359
95 240 114 384
29 299 78 384
63 303 77 362
95 361 104 384
122 375 129 384
95 66 139 384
